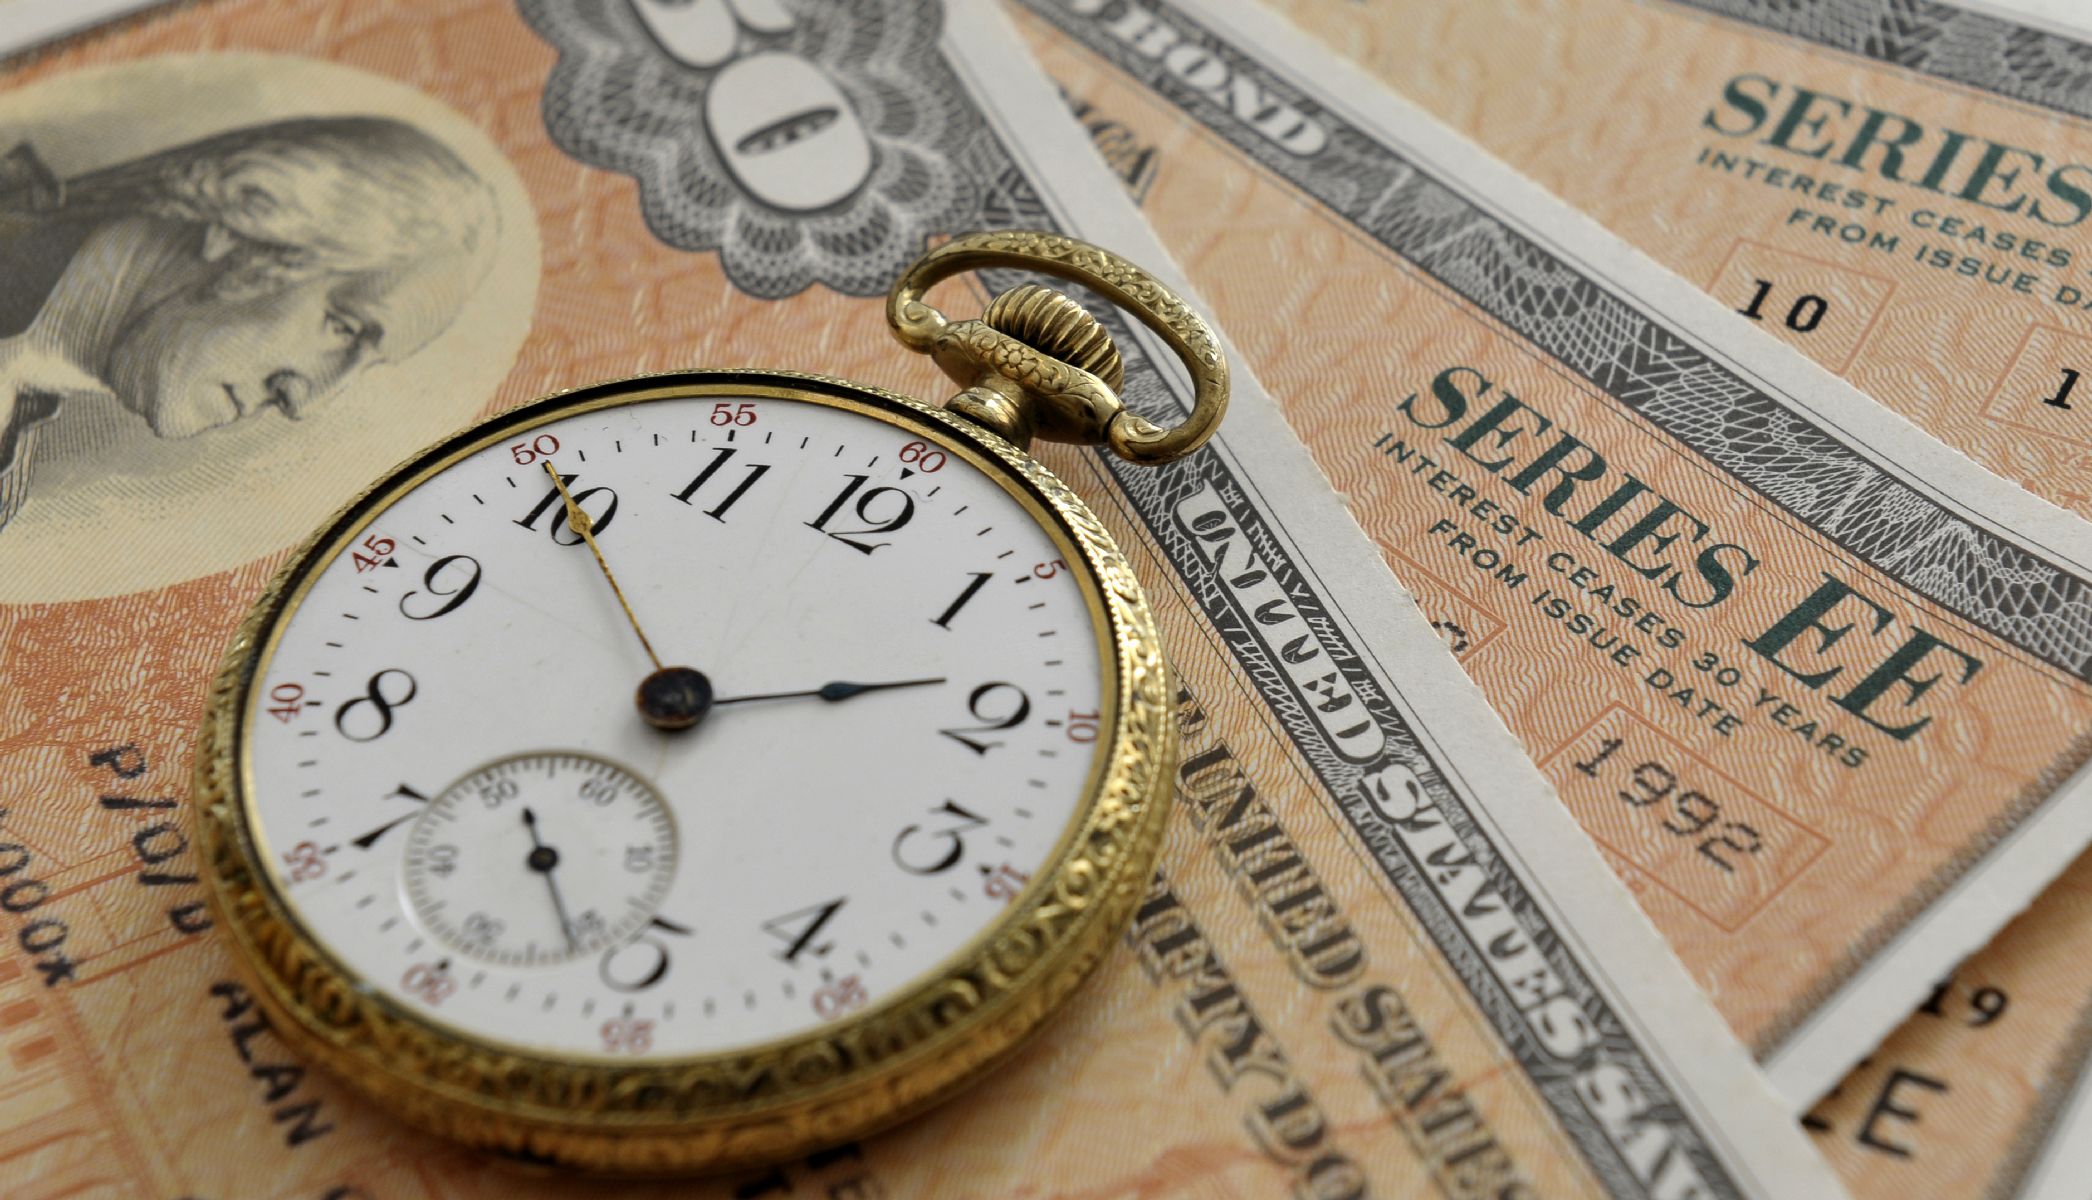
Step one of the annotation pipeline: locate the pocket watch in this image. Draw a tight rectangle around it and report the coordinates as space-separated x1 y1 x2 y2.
193 232 1227 1174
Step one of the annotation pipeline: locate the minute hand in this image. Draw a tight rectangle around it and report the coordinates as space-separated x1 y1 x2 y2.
713 677 946 706
544 460 663 671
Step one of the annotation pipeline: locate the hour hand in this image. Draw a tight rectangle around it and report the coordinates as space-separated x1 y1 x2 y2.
713 677 946 706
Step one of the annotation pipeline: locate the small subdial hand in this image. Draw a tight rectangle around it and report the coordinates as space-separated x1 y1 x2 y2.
545 460 663 672
520 806 578 953
714 677 947 706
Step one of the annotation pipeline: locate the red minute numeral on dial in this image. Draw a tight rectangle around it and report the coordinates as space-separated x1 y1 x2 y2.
709 402 756 427
812 974 868 1020
509 433 560 465
1066 709 1101 744
351 533 395 573
266 682 306 724
1033 559 1067 580
982 862 1029 902
898 440 945 472
402 962 454 1006
600 1017 654 1053
283 840 326 882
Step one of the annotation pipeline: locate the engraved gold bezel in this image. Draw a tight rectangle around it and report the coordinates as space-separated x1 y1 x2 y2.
193 369 1174 1174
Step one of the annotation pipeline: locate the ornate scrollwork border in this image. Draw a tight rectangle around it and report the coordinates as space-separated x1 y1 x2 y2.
193 369 1175 1174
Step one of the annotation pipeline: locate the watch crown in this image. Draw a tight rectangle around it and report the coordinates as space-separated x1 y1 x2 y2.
981 284 1124 391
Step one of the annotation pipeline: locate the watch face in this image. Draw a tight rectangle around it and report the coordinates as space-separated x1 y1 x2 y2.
237 379 1113 1060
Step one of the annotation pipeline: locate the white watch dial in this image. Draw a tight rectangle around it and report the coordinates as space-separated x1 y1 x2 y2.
242 389 1109 1059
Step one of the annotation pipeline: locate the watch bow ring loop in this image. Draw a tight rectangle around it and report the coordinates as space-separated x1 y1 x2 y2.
885 230 1229 464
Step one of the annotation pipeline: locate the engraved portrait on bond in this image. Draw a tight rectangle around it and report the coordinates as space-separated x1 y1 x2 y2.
0 115 497 535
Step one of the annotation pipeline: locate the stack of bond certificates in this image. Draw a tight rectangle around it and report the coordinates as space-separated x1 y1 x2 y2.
5 0 2091 1196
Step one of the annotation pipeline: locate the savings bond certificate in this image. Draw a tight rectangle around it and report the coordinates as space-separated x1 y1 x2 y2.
1802 845 2092 1199
1011 0 2092 1108
1269 0 2092 523
0 1 1837 1197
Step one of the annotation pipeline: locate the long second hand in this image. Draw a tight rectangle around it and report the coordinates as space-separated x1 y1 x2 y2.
544 460 662 671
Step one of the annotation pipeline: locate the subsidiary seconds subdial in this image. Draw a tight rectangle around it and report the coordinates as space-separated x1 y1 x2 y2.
403 753 677 967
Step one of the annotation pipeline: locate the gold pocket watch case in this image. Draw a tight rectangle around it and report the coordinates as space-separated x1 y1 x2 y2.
194 232 1227 1173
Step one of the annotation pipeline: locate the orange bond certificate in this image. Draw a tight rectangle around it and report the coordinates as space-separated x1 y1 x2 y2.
1014 0 2092 1108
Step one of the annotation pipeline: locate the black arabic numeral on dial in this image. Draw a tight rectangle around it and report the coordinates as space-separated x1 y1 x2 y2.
671 445 773 521
762 898 845 963
931 571 994 629
939 682 1032 755
349 782 430 849
515 472 618 544
398 554 482 621
806 473 914 554
599 915 692 993
334 669 418 742
892 800 988 875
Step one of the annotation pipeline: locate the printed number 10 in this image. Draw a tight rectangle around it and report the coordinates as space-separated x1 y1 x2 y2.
1738 278 1828 333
